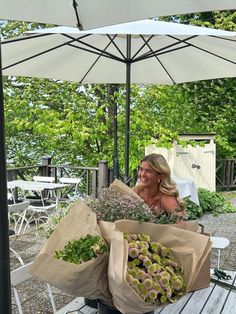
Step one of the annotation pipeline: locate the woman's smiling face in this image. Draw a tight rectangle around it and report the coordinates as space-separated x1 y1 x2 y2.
138 161 161 187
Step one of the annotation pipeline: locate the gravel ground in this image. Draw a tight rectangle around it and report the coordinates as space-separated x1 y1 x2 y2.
9 201 236 313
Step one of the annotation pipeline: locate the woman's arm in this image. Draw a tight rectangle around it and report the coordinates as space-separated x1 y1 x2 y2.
161 195 185 222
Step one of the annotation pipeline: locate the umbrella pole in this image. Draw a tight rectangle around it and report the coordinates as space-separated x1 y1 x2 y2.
124 35 131 184
0 39 12 313
113 92 119 179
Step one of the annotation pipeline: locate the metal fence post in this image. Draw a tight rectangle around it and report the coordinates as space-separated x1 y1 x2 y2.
40 156 52 177
98 160 109 193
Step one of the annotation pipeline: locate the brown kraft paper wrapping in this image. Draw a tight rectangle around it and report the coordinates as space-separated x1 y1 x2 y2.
109 179 211 291
30 200 111 303
106 220 211 314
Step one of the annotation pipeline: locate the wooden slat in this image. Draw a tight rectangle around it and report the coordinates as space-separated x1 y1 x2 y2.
222 290 236 313
180 284 214 313
157 292 193 313
202 285 229 313
80 305 98 314
56 297 85 314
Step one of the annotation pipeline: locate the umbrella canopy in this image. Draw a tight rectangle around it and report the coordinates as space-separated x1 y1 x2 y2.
2 19 236 177
0 0 236 30
2 20 236 83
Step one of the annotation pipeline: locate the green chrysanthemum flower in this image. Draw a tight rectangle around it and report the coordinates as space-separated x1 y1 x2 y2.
165 265 175 275
165 286 173 299
153 282 161 293
140 247 149 255
129 247 139 258
137 269 146 280
140 289 149 300
161 270 171 280
130 234 138 240
152 254 161 264
150 241 159 253
143 278 153 289
154 272 163 282
160 295 167 303
143 257 152 268
160 276 169 288
147 263 157 273
137 282 145 292
132 278 140 287
172 278 183 291
126 274 134 285
138 254 146 261
137 233 151 242
149 289 158 300
129 242 139 249
132 258 141 266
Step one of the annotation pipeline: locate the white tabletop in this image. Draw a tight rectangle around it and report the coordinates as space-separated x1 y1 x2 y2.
172 176 199 206
8 180 68 192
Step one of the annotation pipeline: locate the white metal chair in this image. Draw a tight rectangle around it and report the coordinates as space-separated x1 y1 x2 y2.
33 176 55 199
26 190 57 229
210 236 230 269
8 201 30 265
11 262 83 314
59 177 82 200
33 176 55 183
11 262 57 314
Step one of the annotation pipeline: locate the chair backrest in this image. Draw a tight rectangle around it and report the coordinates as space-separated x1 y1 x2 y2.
8 201 30 235
11 262 56 314
59 177 82 199
59 177 81 185
33 176 55 183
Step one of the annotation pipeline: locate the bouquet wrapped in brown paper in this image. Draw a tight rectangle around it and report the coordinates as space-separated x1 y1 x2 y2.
88 179 183 225
106 220 211 314
30 200 112 303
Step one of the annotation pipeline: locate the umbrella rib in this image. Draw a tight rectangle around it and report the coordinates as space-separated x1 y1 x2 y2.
67 42 124 63
134 35 197 62
131 35 155 60
63 34 125 63
2 33 53 45
78 40 123 83
3 37 79 71
106 34 126 59
72 0 83 30
169 35 236 65
135 38 176 84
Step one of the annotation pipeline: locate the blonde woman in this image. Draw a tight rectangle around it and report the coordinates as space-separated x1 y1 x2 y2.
133 153 185 220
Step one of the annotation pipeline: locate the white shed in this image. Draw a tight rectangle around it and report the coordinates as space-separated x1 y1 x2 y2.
145 134 216 191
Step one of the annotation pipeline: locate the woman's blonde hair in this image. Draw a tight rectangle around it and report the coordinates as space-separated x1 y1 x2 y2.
141 153 185 210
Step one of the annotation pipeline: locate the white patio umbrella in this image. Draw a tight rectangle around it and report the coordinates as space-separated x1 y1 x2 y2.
1 0 236 30
2 19 236 178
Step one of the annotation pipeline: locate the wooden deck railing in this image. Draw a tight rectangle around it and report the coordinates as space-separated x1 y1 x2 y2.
7 157 236 197
7 157 114 199
216 159 236 191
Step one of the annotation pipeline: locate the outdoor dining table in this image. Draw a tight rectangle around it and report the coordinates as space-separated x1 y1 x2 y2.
56 270 236 314
7 180 69 208
172 176 199 206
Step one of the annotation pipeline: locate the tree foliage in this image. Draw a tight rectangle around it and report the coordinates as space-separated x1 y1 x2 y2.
1 11 236 175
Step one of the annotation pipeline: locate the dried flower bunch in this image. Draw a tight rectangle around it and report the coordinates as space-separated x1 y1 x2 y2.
54 234 108 264
125 232 185 304
87 188 181 224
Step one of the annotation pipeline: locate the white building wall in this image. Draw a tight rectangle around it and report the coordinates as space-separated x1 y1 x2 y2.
145 141 216 191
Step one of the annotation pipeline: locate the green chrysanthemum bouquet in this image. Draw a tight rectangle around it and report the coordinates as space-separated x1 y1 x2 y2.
125 232 185 305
